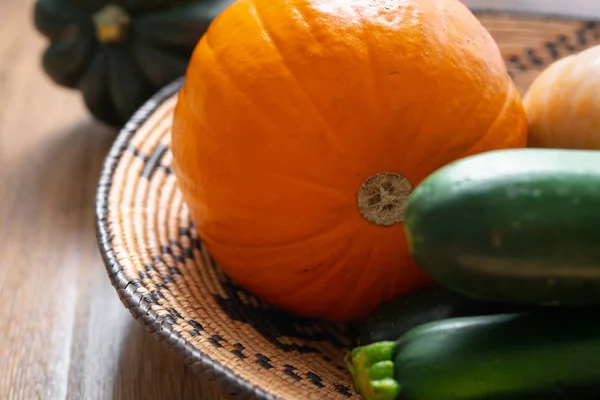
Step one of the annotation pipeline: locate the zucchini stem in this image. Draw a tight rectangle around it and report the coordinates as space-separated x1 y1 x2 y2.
345 341 400 400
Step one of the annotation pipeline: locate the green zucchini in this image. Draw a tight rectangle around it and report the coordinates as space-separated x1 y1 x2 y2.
403 148 600 306
359 286 524 345
347 309 600 400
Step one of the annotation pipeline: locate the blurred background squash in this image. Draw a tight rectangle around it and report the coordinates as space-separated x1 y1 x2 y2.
33 0 234 127
523 44 600 149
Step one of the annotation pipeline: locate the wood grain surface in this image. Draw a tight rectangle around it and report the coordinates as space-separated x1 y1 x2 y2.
1 0 594 399
0 1 227 399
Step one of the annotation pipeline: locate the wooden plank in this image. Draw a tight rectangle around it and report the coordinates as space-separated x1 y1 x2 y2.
0 0 227 398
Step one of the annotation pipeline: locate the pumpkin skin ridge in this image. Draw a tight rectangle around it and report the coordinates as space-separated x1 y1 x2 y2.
539 56 577 147
212 0 361 171
217 226 423 322
172 77 366 260
377 3 446 160
185 181 414 300
366 1 513 176
417 62 508 163
462 79 524 156
183 34 363 193
242 234 363 305
172 86 360 242
204 223 364 299
239 0 508 178
195 214 431 321
223 0 382 173
263 250 378 321
300 233 407 322
171 94 361 254
560 57 588 138
523 46 600 149
439 12 524 159
172 0 528 321
196 207 355 250
348 0 444 117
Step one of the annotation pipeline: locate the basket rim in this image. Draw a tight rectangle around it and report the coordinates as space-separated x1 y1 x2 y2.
94 77 284 400
94 8 597 400
465 1 600 22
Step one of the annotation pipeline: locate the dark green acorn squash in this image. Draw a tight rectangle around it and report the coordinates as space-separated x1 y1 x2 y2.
34 0 235 126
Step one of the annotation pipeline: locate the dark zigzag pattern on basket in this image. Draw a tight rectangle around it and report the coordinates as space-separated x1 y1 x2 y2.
133 273 354 396
127 144 173 178
136 218 356 396
180 227 354 394
505 21 599 75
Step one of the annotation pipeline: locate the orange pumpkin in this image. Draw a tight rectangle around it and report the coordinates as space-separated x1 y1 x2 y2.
171 0 528 322
523 44 600 149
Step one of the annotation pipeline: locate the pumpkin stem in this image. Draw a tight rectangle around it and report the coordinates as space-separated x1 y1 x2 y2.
92 4 131 44
358 172 412 226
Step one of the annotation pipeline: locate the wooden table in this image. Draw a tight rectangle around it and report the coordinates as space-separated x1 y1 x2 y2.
2 1 596 399
0 1 226 398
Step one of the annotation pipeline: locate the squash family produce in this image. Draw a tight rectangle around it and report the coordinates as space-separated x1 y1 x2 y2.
524 44 600 149
34 0 235 126
359 286 526 345
171 0 528 321
348 309 600 400
403 148 600 307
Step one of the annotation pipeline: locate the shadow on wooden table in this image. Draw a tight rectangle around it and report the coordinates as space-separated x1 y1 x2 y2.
113 320 231 400
10 118 117 237
12 118 232 399
35 120 231 399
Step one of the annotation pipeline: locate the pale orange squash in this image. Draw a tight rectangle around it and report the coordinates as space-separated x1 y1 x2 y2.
171 0 528 322
524 44 600 149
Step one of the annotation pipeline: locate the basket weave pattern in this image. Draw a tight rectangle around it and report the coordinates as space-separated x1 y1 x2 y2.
96 14 600 400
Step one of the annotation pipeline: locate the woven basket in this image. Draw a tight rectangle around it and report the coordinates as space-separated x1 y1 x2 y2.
96 8 600 400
